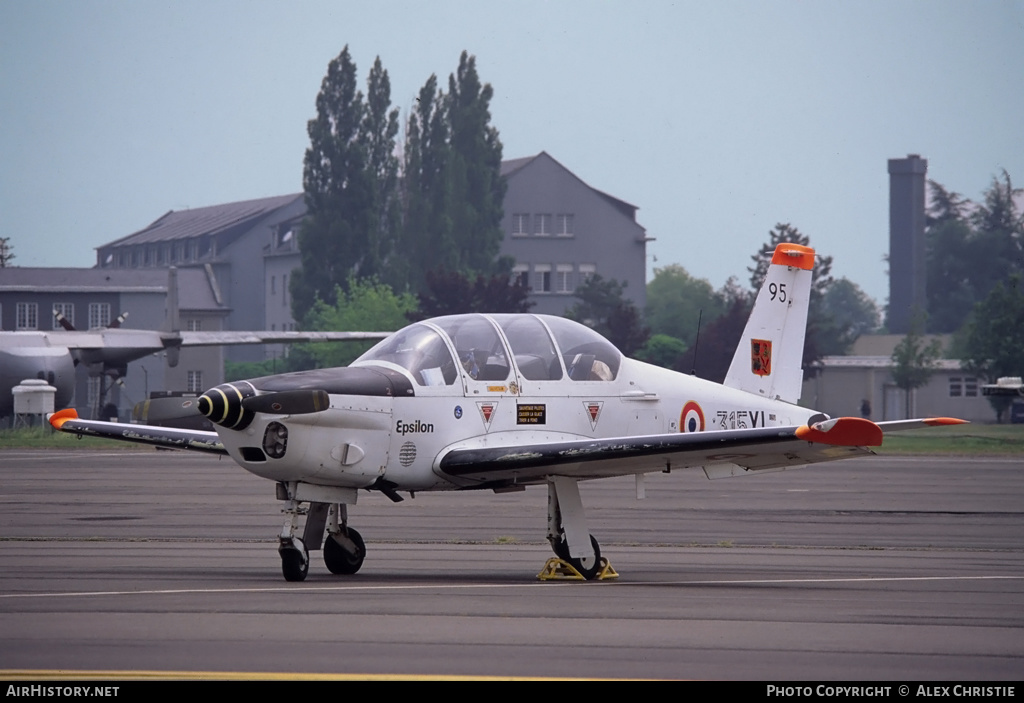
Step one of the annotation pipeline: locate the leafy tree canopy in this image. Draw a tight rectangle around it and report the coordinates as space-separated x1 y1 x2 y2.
645 264 722 348
890 317 943 418
565 275 649 356
300 278 418 369
925 171 1023 333
635 333 689 373
413 268 533 320
402 53 505 294
962 274 1024 422
818 277 880 355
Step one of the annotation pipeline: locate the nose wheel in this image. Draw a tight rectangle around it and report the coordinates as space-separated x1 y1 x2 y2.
279 537 309 582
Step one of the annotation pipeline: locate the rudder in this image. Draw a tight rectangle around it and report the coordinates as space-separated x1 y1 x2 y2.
724 243 814 403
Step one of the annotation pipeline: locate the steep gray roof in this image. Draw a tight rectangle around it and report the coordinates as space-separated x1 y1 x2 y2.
501 152 639 220
100 193 302 248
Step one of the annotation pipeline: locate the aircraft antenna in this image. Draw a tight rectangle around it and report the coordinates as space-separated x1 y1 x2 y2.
689 309 703 376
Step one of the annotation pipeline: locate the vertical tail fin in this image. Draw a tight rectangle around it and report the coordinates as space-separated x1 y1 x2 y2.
724 243 814 403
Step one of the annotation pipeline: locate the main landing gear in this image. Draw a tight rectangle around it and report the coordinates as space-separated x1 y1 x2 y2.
277 484 365 582
542 476 616 581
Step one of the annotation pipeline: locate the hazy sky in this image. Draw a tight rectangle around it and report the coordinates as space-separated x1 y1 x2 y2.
2 0 1021 306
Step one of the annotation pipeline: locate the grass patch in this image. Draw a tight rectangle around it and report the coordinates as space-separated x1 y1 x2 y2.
879 423 1024 455
0 425 135 450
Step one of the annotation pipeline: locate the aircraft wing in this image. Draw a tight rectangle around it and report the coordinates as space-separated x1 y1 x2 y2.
175 331 390 347
439 417 967 484
48 409 226 454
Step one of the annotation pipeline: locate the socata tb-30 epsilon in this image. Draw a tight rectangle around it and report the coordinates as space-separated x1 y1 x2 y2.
49 243 964 581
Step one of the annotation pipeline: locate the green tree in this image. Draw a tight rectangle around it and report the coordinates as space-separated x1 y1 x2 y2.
566 275 649 356
690 287 751 383
400 74 450 294
635 334 688 372
301 278 418 369
413 269 533 319
819 277 880 354
446 52 506 274
890 319 943 419
292 49 402 320
962 275 1024 422
0 237 13 267
925 172 1024 333
645 264 723 348
360 56 401 290
402 53 506 294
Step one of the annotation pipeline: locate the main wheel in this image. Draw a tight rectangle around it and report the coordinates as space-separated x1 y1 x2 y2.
324 528 366 575
280 541 309 582
552 533 601 580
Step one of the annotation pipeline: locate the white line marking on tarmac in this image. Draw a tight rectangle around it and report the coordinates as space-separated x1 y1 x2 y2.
1 575 1021 600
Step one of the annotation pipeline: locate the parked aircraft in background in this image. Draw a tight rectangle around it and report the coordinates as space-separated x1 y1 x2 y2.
49 244 964 581
1 268 388 418
0 326 389 419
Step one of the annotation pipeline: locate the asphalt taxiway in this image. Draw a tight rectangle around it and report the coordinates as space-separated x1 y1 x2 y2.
1 449 1022 679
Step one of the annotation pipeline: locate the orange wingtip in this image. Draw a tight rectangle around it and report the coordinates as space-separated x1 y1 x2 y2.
48 408 79 429
795 417 883 447
923 417 969 426
771 243 815 270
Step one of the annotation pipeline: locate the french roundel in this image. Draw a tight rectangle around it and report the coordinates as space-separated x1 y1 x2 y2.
680 401 705 433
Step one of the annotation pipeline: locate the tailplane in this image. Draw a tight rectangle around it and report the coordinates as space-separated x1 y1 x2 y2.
724 243 814 403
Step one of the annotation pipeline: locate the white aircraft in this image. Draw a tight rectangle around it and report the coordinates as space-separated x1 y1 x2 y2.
49 244 964 581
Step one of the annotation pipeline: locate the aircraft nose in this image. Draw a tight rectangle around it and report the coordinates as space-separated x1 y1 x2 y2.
198 382 256 430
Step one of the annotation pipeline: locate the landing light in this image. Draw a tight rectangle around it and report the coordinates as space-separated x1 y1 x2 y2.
263 421 288 459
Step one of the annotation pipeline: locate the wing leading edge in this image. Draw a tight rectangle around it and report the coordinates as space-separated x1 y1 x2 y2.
49 409 226 454
438 416 967 484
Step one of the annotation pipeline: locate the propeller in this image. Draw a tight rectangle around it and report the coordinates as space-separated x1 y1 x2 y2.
241 389 330 415
133 395 207 429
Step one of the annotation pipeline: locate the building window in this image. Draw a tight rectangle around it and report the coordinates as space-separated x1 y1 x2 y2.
52 303 74 329
89 303 111 329
271 276 276 295
556 264 573 293
278 229 294 250
949 376 979 398
511 214 530 237
534 264 551 293
187 371 204 393
578 263 596 284
512 264 530 290
16 302 38 330
534 214 552 237
556 214 574 237
282 274 288 306
964 377 978 397
186 319 202 331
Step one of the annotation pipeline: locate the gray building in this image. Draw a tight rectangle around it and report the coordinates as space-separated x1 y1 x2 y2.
95 154 649 325
96 193 305 363
501 152 650 315
0 267 227 419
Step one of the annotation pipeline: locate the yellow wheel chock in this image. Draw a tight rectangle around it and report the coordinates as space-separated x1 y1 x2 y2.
538 557 619 581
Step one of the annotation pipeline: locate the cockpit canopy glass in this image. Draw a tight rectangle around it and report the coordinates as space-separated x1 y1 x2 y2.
353 314 621 385
491 314 562 381
352 323 457 386
541 316 621 381
430 315 511 381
